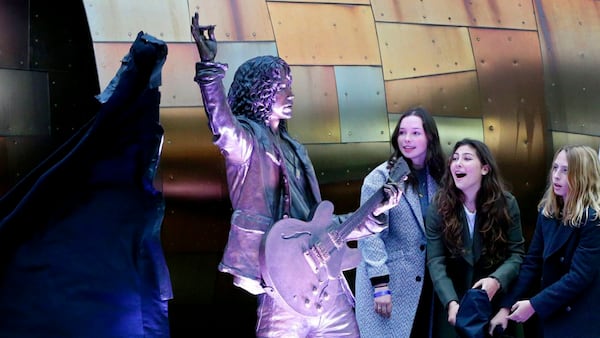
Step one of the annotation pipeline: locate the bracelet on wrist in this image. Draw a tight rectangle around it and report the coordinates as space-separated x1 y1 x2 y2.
373 289 392 298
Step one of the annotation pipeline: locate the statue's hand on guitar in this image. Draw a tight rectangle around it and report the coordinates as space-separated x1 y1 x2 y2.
349 181 403 239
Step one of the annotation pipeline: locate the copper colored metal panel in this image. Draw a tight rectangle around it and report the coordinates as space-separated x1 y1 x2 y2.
93 42 131 94
377 23 475 80
83 0 190 42
335 66 389 143
385 71 481 118
535 0 600 137
268 2 381 65
159 43 203 107
159 107 227 202
287 66 341 144
470 28 548 207
190 0 274 42
306 142 392 184
371 0 536 30
269 0 369 4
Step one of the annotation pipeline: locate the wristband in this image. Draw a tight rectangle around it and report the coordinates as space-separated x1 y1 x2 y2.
373 289 392 298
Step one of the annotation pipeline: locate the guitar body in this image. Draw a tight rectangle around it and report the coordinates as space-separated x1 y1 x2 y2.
260 200 353 317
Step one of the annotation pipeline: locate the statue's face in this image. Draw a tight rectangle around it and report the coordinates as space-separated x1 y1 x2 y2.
269 73 294 123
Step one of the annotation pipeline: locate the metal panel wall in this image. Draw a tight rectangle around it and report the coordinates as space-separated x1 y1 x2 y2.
268 2 381 65
377 23 476 80
3 0 597 335
535 0 600 137
371 0 537 30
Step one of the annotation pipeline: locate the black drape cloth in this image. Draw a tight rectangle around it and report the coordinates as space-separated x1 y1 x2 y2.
0 31 172 338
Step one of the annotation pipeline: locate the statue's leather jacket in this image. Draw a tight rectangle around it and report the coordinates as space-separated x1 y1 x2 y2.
194 61 387 295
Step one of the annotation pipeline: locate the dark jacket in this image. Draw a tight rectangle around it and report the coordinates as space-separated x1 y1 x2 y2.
501 209 600 338
426 192 525 337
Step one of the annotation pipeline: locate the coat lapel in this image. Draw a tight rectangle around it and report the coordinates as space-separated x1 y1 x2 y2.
544 219 576 257
404 183 424 234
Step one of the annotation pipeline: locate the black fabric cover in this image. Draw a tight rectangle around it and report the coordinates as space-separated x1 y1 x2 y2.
455 288 493 338
0 31 171 338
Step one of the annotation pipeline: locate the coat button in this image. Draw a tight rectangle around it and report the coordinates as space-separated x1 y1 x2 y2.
565 306 572 312
415 276 422 282
420 244 425 251
559 256 565 262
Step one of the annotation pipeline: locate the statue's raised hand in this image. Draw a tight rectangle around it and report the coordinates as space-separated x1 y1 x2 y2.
191 12 217 62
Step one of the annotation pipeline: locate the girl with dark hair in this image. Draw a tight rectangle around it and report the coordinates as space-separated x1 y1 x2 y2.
426 138 525 337
355 107 446 337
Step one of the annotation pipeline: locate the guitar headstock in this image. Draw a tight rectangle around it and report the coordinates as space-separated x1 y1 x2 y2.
388 157 410 184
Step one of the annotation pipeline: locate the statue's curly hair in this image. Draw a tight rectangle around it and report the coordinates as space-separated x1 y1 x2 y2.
227 55 291 123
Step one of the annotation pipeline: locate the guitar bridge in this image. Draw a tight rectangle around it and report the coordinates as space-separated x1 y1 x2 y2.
304 242 329 273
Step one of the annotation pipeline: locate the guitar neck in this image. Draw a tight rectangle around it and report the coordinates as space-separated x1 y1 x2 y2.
334 187 386 240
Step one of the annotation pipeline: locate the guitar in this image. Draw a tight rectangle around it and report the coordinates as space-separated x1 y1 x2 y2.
260 158 410 317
